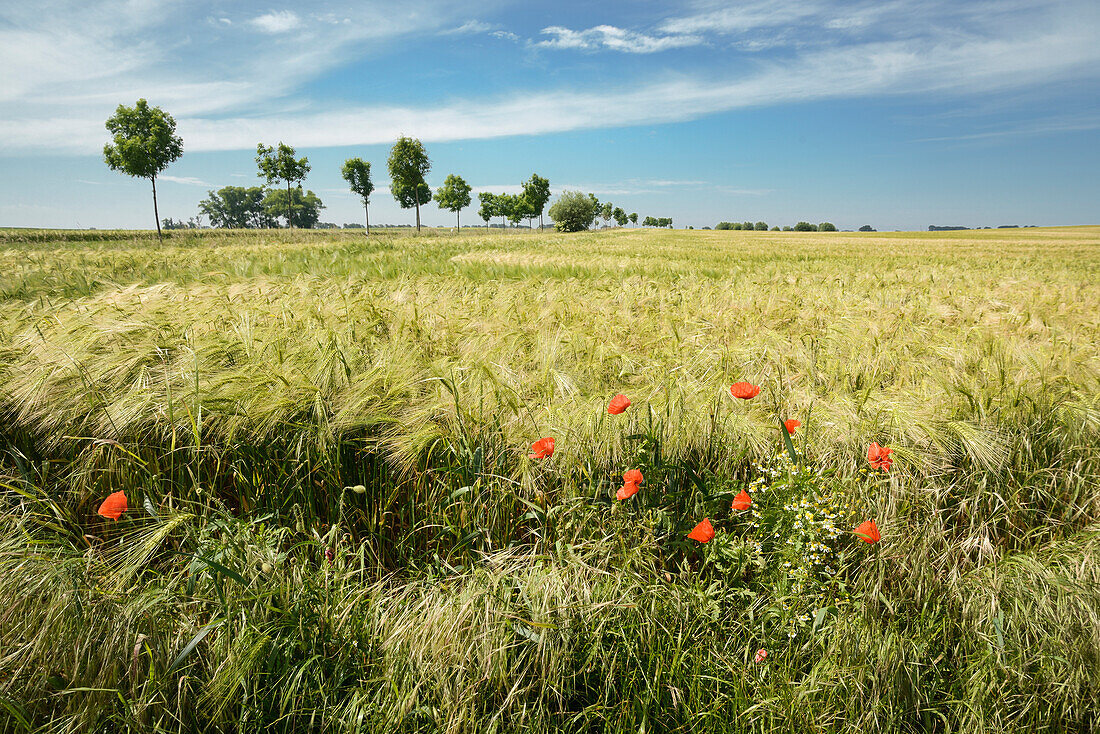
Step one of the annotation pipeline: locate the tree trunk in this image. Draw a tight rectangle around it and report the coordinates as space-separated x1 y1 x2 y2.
365 202 370 235
286 180 293 228
414 186 421 233
540 213 543 230
151 175 162 241
456 211 460 230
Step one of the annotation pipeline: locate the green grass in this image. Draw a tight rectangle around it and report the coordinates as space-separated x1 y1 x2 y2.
0 226 1098 732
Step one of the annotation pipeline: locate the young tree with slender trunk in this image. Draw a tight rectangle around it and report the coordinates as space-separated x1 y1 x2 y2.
103 99 183 241
478 192 496 230
387 136 431 232
436 174 472 229
522 174 551 230
256 143 310 228
340 158 374 234
629 212 638 227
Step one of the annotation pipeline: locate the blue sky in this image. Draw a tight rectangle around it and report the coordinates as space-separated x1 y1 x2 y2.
1 0 1098 230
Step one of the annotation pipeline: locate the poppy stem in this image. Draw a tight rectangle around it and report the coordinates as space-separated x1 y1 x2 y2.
778 416 799 465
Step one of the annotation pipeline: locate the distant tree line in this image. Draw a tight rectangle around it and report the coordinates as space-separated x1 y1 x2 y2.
715 221 838 232
107 98 862 237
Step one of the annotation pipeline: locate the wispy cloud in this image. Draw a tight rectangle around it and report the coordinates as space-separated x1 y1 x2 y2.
441 20 496 35
249 10 301 34
913 113 1100 143
1 0 1098 157
159 175 211 186
535 25 702 54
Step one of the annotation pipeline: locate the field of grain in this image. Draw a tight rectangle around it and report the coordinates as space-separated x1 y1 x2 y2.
1 226 1098 732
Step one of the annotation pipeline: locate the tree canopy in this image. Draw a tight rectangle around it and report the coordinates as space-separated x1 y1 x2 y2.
436 174 472 228
199 186 272 229
341 157 374 233
548 190 595 232
256 143 310 227
263 188 325 229
387 136 431 232
103 99 183 240
522 174 551 229
477 192 497 228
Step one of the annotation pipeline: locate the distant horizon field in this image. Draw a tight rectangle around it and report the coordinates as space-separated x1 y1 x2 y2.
1 225 1098 732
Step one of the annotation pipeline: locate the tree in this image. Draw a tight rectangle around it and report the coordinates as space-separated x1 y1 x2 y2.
771 226 781 231
501 194 530 228
629 212 638 227
477 192 497 229
643 216 656 227
859 224 876 232
340 158 374 234
715 222 733 230
256 143 310 228
547 190 596 232
819 222 837 232
495 193 515 229
391 180 432 221
103 99 184 241
199 186 272 228
263 188 325 229
522 174 551 229
600 202 613 228
436 174 472 229
742 221 754 231
387 136 431 232
754 221 768 231
613 207 627 227
794 221 817 231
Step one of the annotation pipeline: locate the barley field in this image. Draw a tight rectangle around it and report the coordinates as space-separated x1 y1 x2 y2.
1 225 1098 733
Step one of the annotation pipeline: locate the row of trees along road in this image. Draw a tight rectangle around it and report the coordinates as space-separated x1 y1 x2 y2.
103 99 665 236
475 175 552 230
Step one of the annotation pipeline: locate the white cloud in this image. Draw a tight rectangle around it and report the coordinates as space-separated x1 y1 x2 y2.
249 10 301 34
536 25 702 54
1 0 1098 157
441 20 496 35
159 175 210 186
659 0 824 35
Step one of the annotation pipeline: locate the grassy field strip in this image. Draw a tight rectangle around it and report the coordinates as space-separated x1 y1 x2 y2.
0 226 1097 732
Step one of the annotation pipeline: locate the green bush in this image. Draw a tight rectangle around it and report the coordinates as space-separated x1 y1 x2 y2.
548 190 595 232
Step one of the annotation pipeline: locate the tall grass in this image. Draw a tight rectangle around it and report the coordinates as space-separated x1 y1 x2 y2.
0 226 1098 732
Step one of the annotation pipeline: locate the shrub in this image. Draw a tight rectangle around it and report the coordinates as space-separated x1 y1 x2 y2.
548 190 595 232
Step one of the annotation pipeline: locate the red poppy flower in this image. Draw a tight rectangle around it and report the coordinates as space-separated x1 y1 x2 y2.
731 490 752 511
784 419 801 434
754 648 768 663
608 394 631 414
730 382 761 400
866 442 893 471
622 469 643 485
616 481 640 500
529 437 555 459
97 491 128 520
853 519 880 544
687 518 715 543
